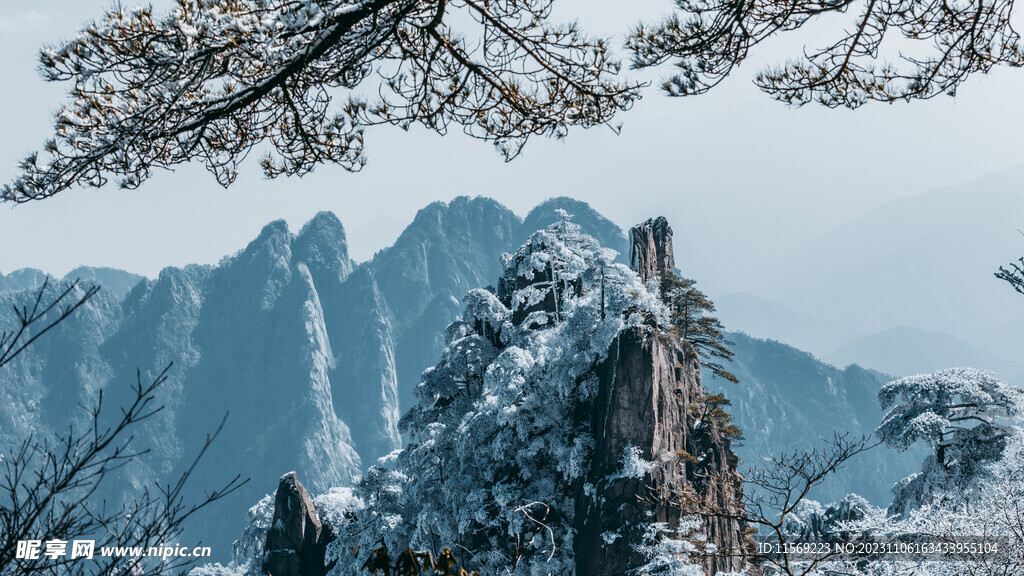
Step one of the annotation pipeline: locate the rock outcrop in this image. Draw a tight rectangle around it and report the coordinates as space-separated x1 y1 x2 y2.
263 472 336 576
629 217 675 283
575 218 748 576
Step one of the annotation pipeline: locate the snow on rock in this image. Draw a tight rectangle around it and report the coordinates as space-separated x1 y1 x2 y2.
323 216 748 576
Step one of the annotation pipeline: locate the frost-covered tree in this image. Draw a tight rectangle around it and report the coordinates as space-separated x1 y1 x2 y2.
325 218 698 575
11 0 1024 203
827 428 1024 576
876 367 1023 514
627 0 1024 107
878 368 1022 469
4 0 639 202
896 430 1024 576
633 519 709 576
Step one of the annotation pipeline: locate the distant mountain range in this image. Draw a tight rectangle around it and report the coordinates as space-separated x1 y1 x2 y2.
716 292 1024 385
0 197 631 559
713 292 866 359
0 196 967 560
705 333 927 505
0 266 144 299
827 326 1023 384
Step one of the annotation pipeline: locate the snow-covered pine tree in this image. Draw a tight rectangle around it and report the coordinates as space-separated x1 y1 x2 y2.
876 367 1024 515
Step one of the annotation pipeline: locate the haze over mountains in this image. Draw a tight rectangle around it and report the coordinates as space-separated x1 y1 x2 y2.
703 333 925 506
710 165 1024 384
0 192 1016 560
714 293 1024 385
6 163 1018 385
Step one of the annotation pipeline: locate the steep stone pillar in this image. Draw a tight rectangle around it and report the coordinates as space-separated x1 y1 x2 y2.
575 218 748 576
264 472 336 576
629 217 675 283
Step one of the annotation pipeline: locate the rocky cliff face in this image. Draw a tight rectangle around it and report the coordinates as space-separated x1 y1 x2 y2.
629 217 676 283
327 267 401 466
141 218 364 555
575 219 748 576
0 216 371 560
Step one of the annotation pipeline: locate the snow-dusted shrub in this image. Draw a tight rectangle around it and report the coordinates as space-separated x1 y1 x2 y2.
314 486 365 532
616 444 654 480
780 494 881 544
189 564 246 576
634 519 709 576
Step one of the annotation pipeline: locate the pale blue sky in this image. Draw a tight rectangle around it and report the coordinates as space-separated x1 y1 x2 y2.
2 0 1023 280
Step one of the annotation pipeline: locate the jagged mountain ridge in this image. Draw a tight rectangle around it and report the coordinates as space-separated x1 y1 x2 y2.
2 218 367 559
1 196 903 563
0 197 628 560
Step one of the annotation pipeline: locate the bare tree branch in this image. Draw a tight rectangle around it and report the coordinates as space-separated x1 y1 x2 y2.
0 278 99 369
655 433 878 576
0 363 249 576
